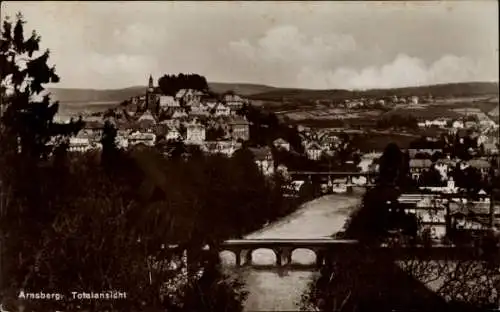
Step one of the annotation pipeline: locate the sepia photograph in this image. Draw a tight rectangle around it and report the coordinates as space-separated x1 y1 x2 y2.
0 1 499 311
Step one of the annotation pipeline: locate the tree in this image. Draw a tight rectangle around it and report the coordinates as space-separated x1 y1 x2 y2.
100 119 118 167
0 13 83 160
157 73 209 96
378 143 404 186
0 12 84 303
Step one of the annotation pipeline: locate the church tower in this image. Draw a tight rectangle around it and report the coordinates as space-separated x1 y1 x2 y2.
146 74 157 112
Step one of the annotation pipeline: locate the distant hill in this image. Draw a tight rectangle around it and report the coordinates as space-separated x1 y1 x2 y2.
49 81 498 106
249 82 499 101
48 86 145 104
48 82 276 105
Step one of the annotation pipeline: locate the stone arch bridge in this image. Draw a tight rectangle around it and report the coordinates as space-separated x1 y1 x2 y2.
219 238 499 270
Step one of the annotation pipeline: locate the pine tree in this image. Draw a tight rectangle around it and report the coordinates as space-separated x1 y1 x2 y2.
0 12 83 161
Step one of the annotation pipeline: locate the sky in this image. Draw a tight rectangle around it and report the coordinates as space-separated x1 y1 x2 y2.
1 1 498 90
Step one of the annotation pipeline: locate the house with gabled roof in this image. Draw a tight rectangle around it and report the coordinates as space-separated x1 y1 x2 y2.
213 102 231 117
229 116 250 141
134 110 157 131
175 89 206 103
305 141 323 160
171 110 188 120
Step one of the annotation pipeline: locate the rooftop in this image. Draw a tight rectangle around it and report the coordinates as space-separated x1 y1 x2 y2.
409 159 433 168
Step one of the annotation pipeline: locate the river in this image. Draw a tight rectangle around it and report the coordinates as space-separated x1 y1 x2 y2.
220 191 364 311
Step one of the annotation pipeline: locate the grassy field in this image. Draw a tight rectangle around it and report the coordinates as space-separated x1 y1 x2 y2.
381 105 462 121
435 100 498 115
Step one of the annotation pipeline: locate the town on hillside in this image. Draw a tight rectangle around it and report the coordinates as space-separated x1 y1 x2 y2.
61 72 500 242
2 4 500 312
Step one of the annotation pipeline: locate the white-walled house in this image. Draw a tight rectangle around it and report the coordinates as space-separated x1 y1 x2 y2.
248 146 275 176
68 137 91 152
159 96 180 110
185 122 206 144
128 132 156 147
305 142 323 160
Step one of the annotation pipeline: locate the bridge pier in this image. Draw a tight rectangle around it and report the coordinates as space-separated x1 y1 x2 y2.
243 249 252 266
235 249 242 267
315 249 326 267
275 249 283 266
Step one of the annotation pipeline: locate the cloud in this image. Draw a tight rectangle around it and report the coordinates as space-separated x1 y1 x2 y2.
296 54 498 90
58 53 159 89
228 25 498 90
228 25 357 67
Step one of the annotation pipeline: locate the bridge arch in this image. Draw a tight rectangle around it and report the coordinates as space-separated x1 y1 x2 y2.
289 248 317 265
250 248 279 266
219 249 239 266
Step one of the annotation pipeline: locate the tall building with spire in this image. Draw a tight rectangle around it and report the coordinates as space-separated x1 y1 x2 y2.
146 74 158 114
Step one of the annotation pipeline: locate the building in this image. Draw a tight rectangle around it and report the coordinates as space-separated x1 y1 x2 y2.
202 141 242 157
305 142 323 160
229 117 250 141
171 110 188 119
159 95 180 110
68 137 91 153
223 92 246 111
273 138 291 151
146 75 160 112
248 146 275 176
464 121 477 129
409 159 433 180
190 101 209 117
128 131 156 147
175 89 205 103
357 158 374 173
213 102 231 117
185 121 206 144
136 110 157 130
115 135 129 149
82 116 105 138
411 96 419 105
408 149 443 158
205 99 218 110
164 126 182 141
